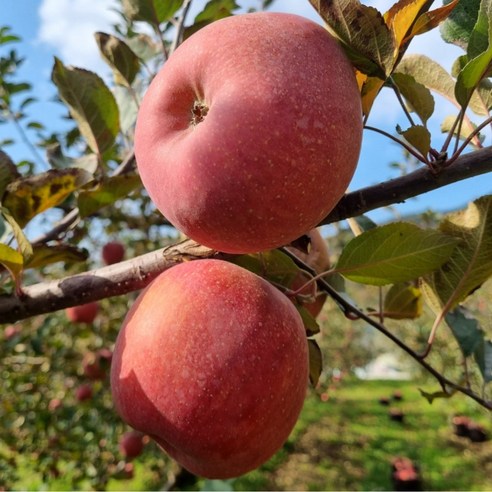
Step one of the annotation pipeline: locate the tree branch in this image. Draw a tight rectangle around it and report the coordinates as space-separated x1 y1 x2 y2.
322 145 492 225
0 240 227 323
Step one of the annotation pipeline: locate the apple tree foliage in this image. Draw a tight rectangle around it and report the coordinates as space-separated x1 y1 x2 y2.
1 0 492 488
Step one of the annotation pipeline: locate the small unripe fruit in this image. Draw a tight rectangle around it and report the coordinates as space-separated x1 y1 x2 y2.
66 302 99 324
102 241 125 265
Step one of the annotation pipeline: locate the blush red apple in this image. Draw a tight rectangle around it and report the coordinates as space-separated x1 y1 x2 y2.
134 12 362 253
111 259 308 478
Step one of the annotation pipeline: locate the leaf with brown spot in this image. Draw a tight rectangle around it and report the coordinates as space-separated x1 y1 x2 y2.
3 168 93 227
309 0 395 78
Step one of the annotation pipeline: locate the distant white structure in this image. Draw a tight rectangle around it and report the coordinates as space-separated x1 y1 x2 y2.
355 353 412 380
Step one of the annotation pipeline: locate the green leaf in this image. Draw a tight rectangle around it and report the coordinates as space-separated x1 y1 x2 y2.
0 243 23 283
25 244 89 270
455 46 492 108
122 0 183 24
296 304 321 337
445 306 484 357
418 388 453 404
384 282 423 320
125 34 160 61
95 32 140 87
391 72 435 125
78 174 141 217
309 0 395 78
424 195 492 312
467 0 492 58
232 249 301 288
185 0 239 38
0 150 21 199
51 58 120 156
336 222 458 286
114 86 139 135
3 168 93 228
440 0 481 50
398 53 490 116
474 339 492 383
308 339 323 387
397 124 431 156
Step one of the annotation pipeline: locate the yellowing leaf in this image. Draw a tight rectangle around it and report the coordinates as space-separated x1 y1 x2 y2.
405 0 460 41
384 0 433 49
424 195 492 312
336 222 458 286
0 243 23 283
3 168 93 227
358 74 386 117
25 244 89 270
384 282 423 319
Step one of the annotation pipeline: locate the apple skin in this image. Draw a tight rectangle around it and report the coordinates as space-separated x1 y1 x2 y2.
66 302 99 324
287 228 330 317
102 241 125 265
134 12 362 254
119 431 145 459
111 259 308 479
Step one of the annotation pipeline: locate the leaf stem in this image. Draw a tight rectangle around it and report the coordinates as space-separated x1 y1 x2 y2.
364 125 428 164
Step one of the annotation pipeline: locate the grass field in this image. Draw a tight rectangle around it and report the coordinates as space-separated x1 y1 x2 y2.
12 378 492 491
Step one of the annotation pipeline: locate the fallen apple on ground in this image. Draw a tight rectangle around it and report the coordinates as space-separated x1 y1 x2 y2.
135 12 362 254
111 259 309 478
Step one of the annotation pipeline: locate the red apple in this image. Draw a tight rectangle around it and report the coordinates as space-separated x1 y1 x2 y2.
66 302 99 324
75 384 93 402
134 12 362 254
102 241 125 265
111 259 308 478
4 324 21 339
287 228 330 317
82 349 112 380
119 431 145 459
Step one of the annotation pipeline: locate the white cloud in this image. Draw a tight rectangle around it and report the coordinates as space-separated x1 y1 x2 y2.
37 0 119 73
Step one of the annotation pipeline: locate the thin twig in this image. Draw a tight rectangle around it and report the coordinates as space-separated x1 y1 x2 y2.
364 125 428 164
169 0 193 54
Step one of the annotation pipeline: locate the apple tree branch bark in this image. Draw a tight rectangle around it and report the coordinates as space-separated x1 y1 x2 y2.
1 146 491 323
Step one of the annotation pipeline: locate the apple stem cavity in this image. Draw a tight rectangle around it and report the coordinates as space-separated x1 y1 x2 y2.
191 101 208 126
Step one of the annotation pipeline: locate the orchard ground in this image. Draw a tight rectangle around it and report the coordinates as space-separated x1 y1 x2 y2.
9 378 492 491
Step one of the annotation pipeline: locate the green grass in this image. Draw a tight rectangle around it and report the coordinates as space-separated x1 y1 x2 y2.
10 379 492 491
232 379 492 491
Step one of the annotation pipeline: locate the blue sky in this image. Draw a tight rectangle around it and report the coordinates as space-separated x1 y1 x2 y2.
1 0 491 228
